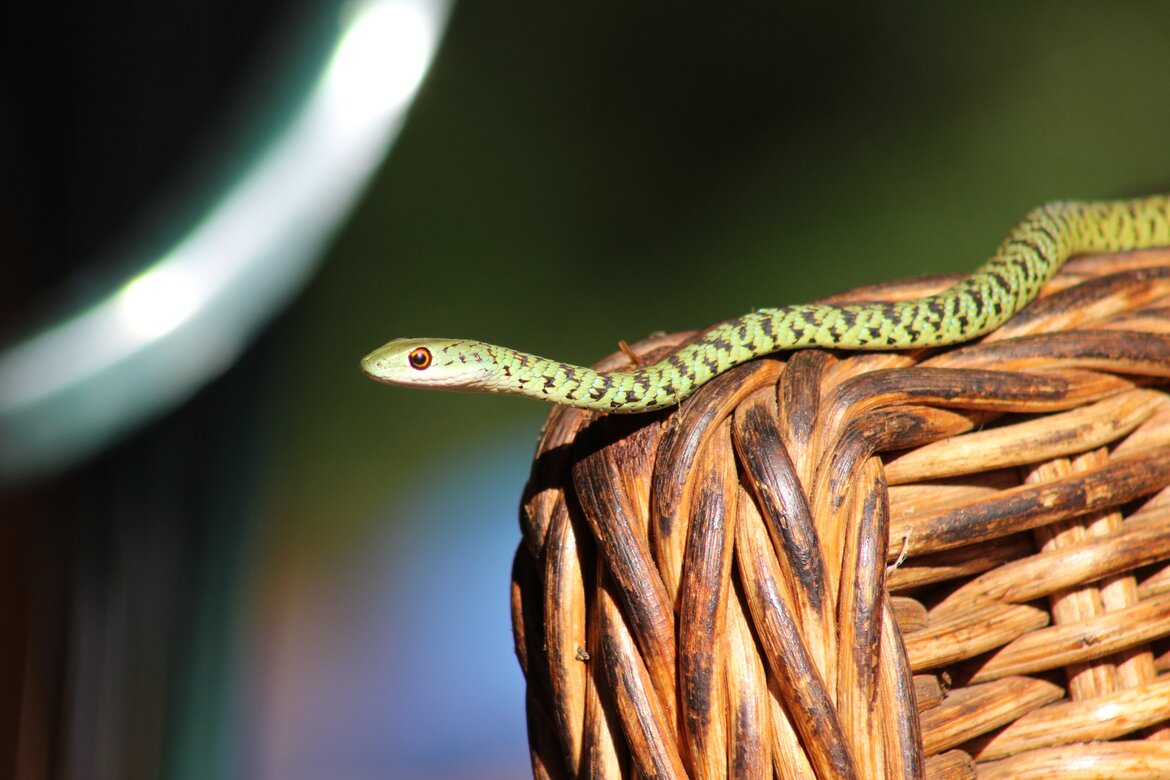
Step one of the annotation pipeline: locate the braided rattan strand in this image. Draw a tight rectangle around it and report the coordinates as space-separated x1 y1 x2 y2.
513 247 1170 778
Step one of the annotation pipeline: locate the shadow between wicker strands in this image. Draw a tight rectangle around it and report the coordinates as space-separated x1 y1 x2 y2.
511 248 1170 780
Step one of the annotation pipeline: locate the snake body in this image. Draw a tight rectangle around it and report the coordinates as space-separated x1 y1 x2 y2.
362 196 1170 413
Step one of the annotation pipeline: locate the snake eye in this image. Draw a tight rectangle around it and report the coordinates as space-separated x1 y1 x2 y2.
408 347 432 370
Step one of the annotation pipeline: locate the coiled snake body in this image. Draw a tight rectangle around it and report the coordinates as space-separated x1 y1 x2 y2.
362 195 1170 413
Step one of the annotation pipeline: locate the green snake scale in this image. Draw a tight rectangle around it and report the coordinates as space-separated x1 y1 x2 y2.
362 195 1170 413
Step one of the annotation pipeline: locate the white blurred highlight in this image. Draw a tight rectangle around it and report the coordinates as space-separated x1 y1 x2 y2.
328 1 435 124
117 266 205 340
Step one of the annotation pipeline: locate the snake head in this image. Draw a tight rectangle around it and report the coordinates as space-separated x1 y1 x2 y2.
361 338 497 391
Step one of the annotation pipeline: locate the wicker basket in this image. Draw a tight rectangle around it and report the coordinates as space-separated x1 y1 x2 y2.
511 248 1170 779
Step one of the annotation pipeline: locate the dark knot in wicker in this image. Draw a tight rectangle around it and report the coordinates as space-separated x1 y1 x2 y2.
511 249 1170 779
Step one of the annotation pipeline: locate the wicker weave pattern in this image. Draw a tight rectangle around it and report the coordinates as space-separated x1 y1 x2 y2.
512 249 1170 779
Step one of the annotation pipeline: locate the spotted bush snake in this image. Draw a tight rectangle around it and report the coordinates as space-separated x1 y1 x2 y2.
362 195 1170 413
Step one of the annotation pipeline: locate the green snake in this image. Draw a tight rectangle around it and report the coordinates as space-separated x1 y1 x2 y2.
362 195 1170 413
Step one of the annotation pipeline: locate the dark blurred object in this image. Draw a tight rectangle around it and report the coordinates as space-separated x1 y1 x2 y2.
1 0 306 770
0 0 445 776
0 341 268 778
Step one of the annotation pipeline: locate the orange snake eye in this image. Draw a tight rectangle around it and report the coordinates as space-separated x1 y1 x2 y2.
408 347 432 370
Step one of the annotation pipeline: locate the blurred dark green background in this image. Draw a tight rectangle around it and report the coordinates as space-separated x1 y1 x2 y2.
5 2 1170 778
292 1 1170 540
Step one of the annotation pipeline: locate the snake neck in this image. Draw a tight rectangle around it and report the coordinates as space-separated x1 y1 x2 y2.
480 344 680 412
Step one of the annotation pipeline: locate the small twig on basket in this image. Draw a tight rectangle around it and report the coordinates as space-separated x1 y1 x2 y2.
888 530 912 574
617 339 642 367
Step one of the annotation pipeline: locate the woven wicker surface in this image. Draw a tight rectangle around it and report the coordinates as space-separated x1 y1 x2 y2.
511 248 1170 779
